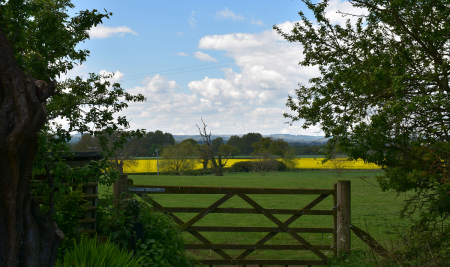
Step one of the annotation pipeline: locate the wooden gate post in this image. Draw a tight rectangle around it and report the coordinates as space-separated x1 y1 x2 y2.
333 183 337 257
336 180 351 256
113 174 128 203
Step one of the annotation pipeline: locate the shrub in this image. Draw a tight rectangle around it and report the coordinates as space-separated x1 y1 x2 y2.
231 161 254 172
277 161 287 171
97 194 194 266
55 235 143 267
252 151 278 176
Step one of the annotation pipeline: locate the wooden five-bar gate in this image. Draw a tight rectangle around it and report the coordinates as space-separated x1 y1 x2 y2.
120 180 351 266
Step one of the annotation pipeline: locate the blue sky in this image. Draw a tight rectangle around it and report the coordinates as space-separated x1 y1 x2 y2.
62 0 360 135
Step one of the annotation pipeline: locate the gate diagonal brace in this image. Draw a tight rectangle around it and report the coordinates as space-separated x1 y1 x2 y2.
179 193 235 232
237 193 329 262
236 194 329 260
140 194 233 260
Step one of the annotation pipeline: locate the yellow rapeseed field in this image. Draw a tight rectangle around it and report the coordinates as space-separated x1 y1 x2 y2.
123 158 380 173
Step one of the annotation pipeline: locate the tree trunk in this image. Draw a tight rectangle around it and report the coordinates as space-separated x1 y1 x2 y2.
0 27 63 267
210 153 223 176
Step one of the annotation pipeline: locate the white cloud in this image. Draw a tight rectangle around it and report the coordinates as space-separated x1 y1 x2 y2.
176 52 188 56
189 11 196 28
122 74 221 134
88 25 137 39
177 22 321 134
215 7 244 21
99 70 124 84
251 19 264 26
176 31 184 36
133 74 181 94
193 51 217 62
119 22 325 136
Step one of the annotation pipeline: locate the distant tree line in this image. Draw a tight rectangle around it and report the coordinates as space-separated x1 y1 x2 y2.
70 130 327 175
226 133 263 155
72 130 175 156
288 142 325 155
71 130 326 157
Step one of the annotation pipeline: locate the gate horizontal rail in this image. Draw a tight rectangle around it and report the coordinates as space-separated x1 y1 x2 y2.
186 226 334 233
157 207 333 215
185 244 333 250
129 185 335 195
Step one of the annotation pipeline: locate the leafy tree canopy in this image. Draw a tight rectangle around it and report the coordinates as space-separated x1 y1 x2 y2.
218 144 241 158
211 137 224 153
0 0 147 186
180 138 198 147
0 0 147 265
0 0 109 80
275 0 450 223
227 133 262 155
142 130 175 155
252 137 290 157
160 142 197 174
269 138 290 157
251 137 272 154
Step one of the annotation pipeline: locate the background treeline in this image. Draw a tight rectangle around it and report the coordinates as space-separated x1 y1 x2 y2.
71 130 175 156
70 130 325 157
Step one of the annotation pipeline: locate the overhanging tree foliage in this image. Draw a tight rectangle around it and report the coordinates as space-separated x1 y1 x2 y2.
275 0 450 226
0 1 145 266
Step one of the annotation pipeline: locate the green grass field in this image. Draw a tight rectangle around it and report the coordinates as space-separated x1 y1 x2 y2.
99 170 408 265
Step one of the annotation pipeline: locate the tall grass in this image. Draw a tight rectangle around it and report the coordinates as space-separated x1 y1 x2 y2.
55 235 143 267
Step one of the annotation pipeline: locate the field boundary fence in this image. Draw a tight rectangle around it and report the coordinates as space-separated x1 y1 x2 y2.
114 176 352 266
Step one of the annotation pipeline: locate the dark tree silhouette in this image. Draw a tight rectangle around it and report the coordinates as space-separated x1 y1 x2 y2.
0 26 62 266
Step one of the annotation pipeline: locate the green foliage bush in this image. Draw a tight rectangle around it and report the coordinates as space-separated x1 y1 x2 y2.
386 224 450 266
55 235 143 267
276 161 287 171
97 194 194 266
231 161 254 172
231 161 287 172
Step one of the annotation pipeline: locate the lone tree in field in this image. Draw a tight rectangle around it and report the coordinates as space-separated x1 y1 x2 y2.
197 120 237 176
0 1 145 266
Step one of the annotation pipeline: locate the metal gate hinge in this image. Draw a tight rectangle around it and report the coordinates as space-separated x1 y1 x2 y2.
331 204 339 211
